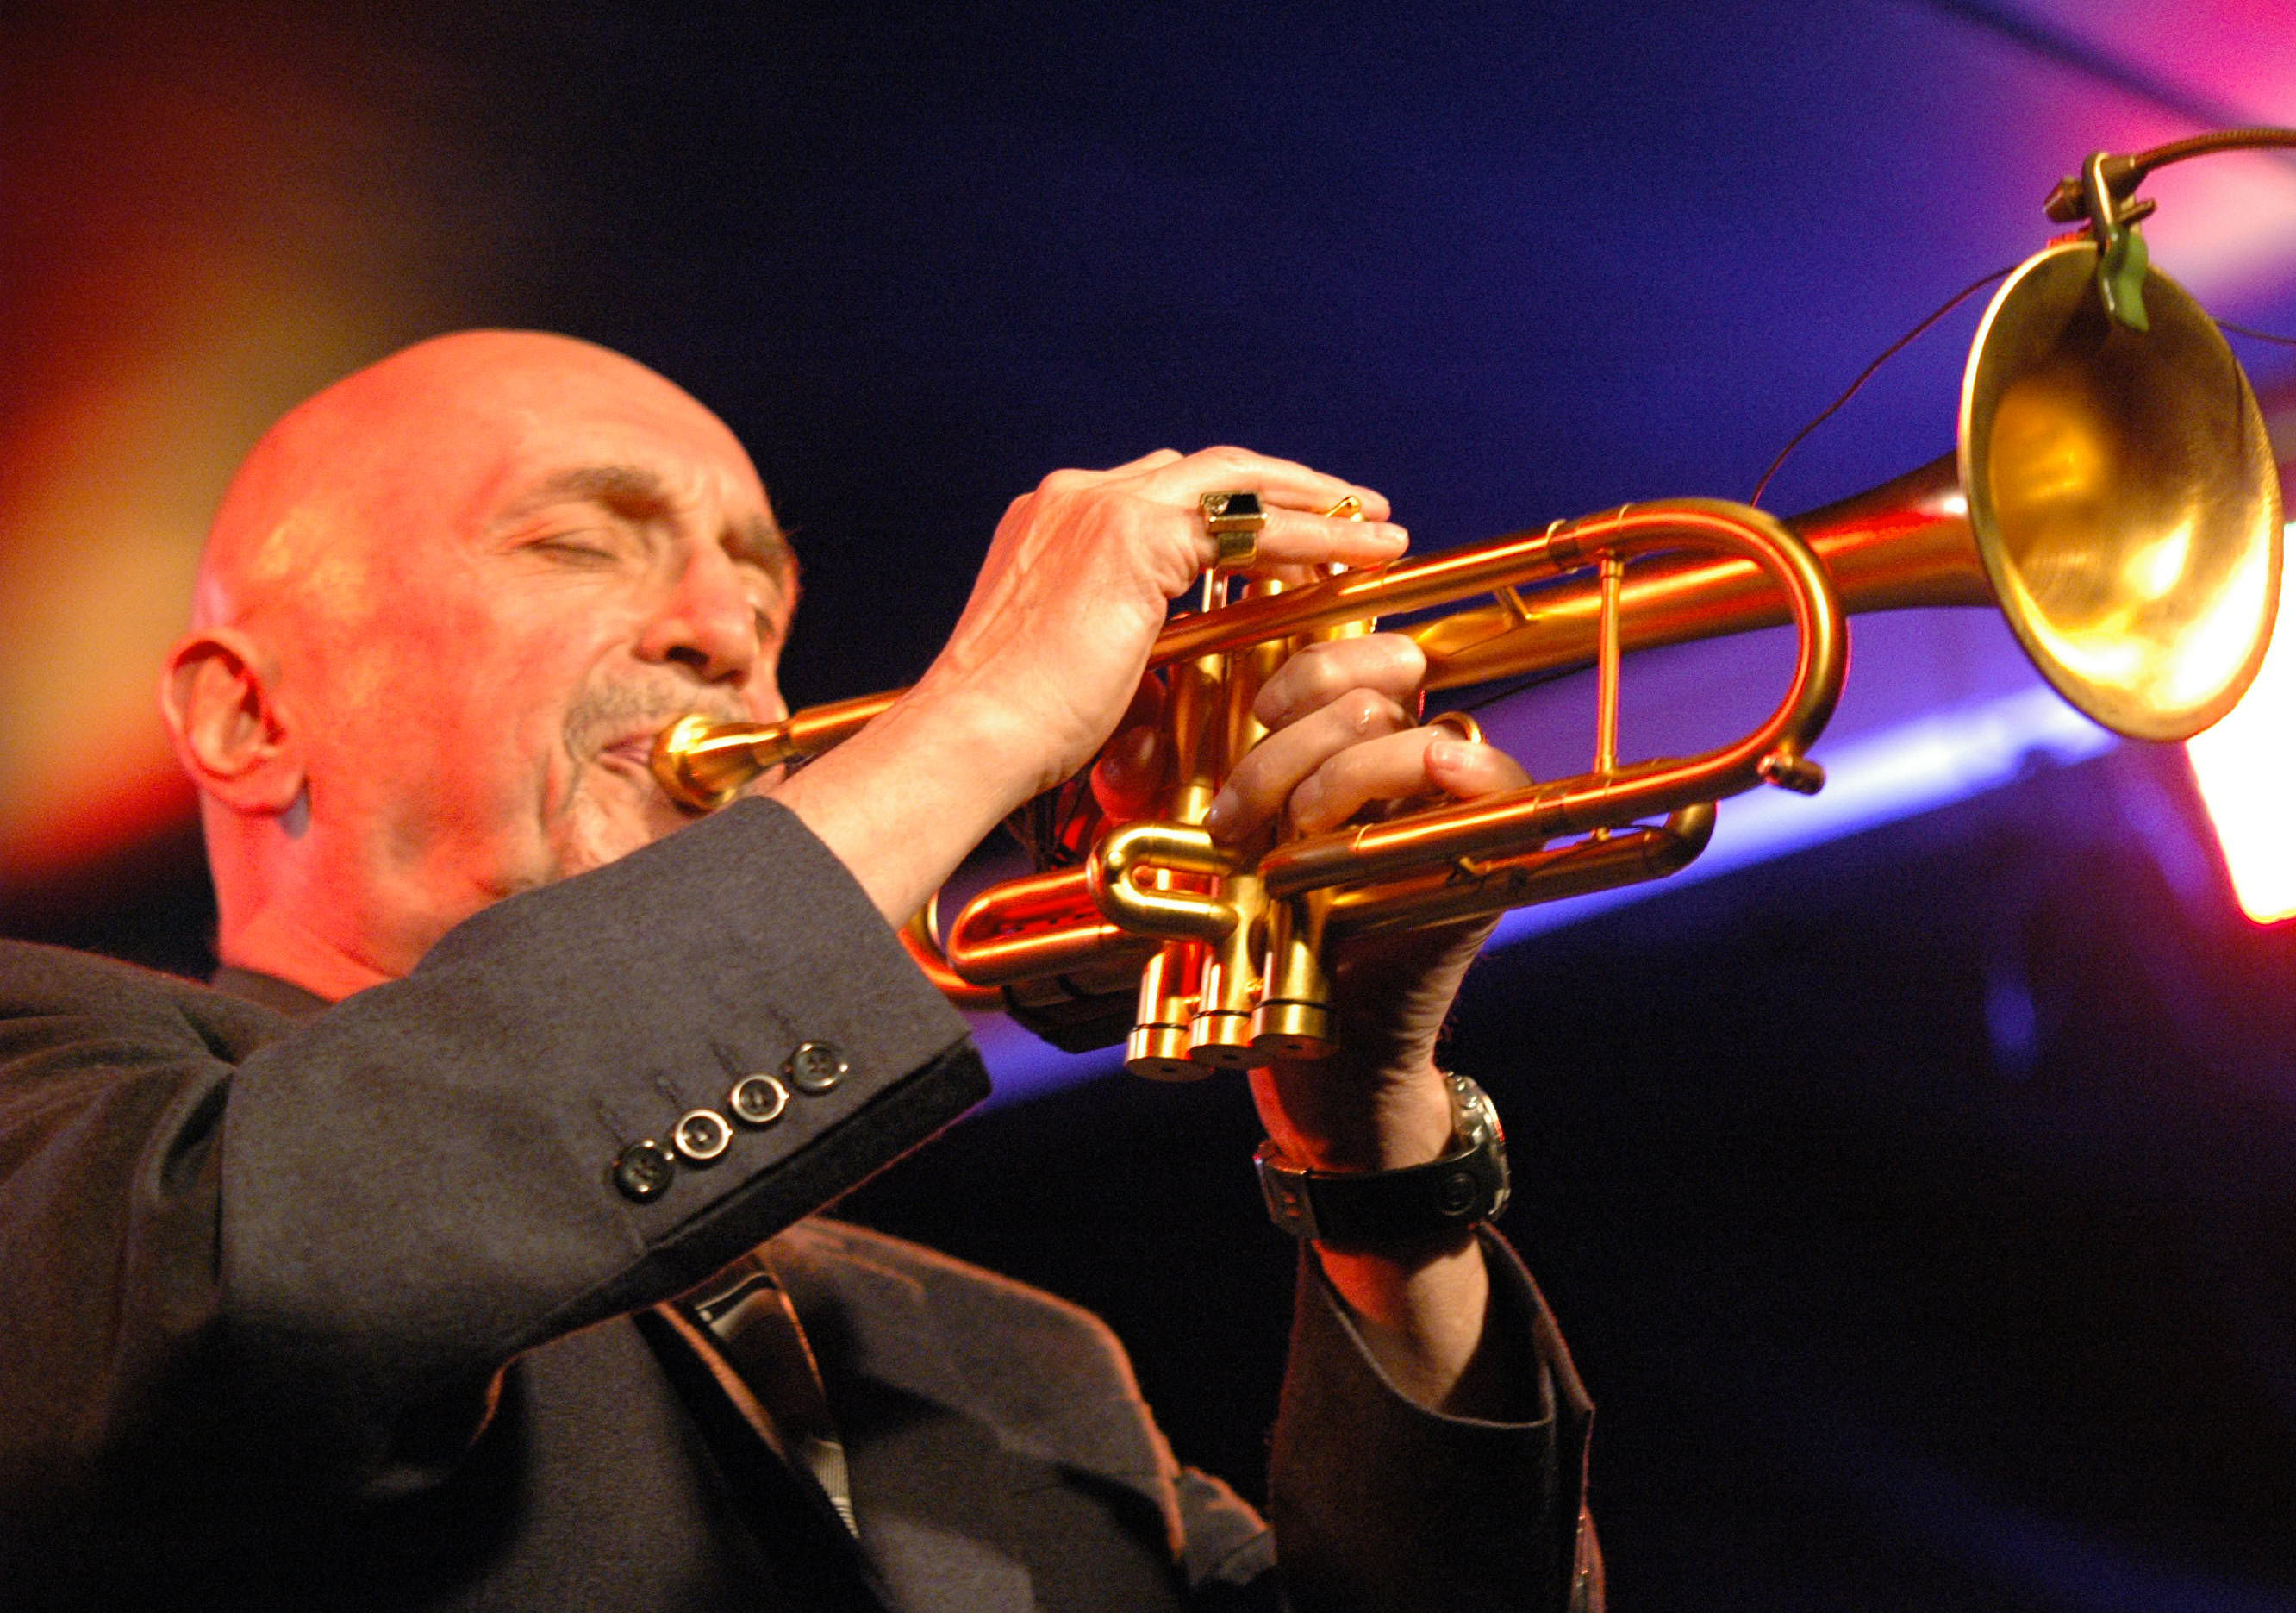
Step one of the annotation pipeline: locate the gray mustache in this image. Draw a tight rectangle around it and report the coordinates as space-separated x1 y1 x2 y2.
565 685 749 759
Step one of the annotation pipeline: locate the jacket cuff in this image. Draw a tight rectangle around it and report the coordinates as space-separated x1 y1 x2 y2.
222 797 989 1409
1270 1229 1594 1612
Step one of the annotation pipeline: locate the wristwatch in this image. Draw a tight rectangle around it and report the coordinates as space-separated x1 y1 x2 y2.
1254 1073 1511 1250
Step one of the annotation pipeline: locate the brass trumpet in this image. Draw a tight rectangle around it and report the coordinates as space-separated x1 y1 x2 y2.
656 238 2283 1074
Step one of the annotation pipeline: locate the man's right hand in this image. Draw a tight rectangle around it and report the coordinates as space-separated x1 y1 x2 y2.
920 447 1408 799
774 447 1408 922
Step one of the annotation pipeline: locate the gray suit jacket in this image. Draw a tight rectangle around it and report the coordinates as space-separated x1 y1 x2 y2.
0 797 1597 1610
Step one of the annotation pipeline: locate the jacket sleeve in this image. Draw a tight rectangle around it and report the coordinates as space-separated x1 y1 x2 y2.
1266 1231 1603 1613
0 797 988 1524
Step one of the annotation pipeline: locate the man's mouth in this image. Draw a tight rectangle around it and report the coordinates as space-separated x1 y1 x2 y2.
596 722 746 816
580 704 753 814
596 732 678 796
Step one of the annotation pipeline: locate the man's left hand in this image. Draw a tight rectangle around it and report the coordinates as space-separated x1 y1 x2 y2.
1095 630 1536 1415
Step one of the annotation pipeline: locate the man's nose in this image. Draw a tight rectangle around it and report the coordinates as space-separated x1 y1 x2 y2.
636 547 758 685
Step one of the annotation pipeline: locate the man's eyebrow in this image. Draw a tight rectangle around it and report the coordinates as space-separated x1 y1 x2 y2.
510 464 677 520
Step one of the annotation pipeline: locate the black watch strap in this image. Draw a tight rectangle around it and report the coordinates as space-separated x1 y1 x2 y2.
1254 1074 1511 1251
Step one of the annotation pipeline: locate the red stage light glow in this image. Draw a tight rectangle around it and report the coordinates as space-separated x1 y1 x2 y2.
2187 523 2296 925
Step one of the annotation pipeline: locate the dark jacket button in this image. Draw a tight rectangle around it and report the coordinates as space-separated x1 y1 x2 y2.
614 1140 678 1202
728 1072 790 1126
673 1109 733 1163
785 1041 848 1095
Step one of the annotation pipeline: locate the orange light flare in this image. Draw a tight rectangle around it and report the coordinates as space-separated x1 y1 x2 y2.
2187 517 2296 925
0 10 480 894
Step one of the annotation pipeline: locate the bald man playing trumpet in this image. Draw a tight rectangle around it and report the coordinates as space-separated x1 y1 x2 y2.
0 332 1599 1610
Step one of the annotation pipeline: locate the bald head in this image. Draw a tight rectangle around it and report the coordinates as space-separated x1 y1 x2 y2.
196 330 753 632
169 329 795 998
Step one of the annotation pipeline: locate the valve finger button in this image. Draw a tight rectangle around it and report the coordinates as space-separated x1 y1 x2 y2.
673 1109 733 1164
728 1073 791 1127
613 1140 678 1203
785 1041 848 1095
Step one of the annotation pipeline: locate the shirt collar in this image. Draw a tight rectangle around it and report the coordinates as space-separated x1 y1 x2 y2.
208 965 330 1021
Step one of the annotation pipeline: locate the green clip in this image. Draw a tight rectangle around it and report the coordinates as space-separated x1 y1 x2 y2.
2082 149 2149 332
2100 223 2149 331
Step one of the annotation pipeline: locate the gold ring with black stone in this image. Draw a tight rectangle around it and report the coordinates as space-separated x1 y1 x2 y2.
1199 491 1267 570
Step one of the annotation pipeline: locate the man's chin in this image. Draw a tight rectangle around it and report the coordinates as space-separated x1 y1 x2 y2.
553 776 704 878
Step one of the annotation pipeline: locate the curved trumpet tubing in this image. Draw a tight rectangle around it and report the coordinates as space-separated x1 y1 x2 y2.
1086 499 1840 939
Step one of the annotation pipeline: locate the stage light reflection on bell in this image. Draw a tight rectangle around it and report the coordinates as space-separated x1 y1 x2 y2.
2187 525 2296 926
2150 538 2285 713
2131 521 2194 603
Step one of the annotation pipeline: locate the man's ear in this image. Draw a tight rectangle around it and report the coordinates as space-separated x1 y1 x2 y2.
160 629 305 816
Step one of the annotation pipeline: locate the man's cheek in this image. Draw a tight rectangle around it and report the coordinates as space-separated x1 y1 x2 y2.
546 779 663 879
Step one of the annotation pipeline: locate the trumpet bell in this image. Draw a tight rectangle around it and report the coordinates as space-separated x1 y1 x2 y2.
1963 240 2283 741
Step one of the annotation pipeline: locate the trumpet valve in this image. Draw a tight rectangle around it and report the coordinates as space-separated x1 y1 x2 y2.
1187 1013 1260 1070
1187 873 1266 1070
1249 998 1333 1060
1185 947 1261 1068
1126 941 1208 1081
1127 1022 1203 1081
1250 894 1336 1060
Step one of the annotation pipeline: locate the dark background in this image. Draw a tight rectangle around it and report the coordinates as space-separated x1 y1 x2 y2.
7 3 2296 1607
